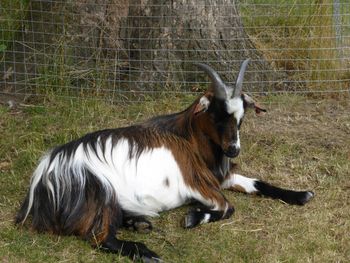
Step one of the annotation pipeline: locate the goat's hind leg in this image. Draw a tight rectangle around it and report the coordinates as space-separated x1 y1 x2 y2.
221 173 314 205
86 204 158 261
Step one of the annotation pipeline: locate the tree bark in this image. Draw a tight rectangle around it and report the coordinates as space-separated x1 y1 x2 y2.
122 0 280 91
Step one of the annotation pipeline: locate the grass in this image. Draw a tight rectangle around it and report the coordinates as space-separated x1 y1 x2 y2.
0 0 29 60
0 93 349 262
241 0 349 90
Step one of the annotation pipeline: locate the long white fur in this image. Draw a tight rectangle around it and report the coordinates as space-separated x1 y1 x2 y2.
23 137 219 221
23 152 52 223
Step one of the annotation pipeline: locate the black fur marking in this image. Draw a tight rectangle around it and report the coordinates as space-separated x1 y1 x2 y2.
254 181 314 205
183 206 234 229
210 155 230 183
163 178 170 187
238 118 244 130
100 227 160 262
31 181 59 233
15 193 30 225
146 111 191 138
208 97 229 120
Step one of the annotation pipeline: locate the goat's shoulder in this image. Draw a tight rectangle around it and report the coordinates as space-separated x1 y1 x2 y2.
143 109 192 136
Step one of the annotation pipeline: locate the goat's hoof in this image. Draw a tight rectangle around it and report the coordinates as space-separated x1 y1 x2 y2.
182 209 202 229
141 252 162 263
136 244 161 263
298 191 314 205
142 256 163 263
141 255 163 263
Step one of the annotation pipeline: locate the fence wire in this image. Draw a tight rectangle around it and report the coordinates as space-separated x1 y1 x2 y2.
1 0 349 102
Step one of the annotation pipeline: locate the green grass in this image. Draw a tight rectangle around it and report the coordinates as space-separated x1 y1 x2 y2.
0 94 349 262
0 0 29 60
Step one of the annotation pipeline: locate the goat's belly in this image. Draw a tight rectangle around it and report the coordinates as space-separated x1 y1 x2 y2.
108 142 191 216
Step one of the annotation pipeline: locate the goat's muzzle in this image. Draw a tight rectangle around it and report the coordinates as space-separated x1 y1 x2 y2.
224 144 240 158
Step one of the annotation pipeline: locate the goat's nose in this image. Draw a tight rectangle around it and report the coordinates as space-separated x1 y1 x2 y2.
226 143 240 158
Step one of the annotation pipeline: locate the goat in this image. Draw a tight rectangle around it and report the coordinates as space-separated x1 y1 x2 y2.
16 59 314 262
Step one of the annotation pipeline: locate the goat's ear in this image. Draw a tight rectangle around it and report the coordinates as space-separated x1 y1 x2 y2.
242 93 266 114
194 95 212 115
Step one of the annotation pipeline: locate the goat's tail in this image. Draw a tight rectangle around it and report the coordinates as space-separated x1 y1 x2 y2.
15 152 52 225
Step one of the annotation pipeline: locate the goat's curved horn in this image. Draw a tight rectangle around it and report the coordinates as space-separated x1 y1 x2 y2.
194 63 230 100
234 58 250 97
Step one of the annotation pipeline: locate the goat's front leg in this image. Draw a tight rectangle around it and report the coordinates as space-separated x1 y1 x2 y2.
221 173 314 205
183 186 234 229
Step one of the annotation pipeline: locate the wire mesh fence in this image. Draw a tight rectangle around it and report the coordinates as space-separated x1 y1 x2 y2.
1 0 349 102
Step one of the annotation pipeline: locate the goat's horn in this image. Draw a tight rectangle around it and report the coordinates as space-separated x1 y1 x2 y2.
234 58 250 97
194 63 230 100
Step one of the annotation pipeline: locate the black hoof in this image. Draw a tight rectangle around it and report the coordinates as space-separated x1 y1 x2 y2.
99 227 160 262
296 191 314 205
135 243 161 262
182 207 225 228
141 254 163 263
284 190 315 205
183 209 202 229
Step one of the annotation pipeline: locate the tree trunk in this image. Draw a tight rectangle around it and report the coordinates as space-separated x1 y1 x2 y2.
122 0 280 91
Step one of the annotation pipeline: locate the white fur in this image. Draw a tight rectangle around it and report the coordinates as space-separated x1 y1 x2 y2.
221 173 257 194
23 153 52 222
200 213 211 224
109 140 192 216
226 97 243 150
226 97 244 122
199 96 210 112
25 138 216 219
234 131 240 149
73 138 195 216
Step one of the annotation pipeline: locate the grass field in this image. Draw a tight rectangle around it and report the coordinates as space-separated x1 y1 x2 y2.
0 93 349 262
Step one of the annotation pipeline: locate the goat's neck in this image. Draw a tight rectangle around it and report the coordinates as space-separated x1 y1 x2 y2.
190 117 230 182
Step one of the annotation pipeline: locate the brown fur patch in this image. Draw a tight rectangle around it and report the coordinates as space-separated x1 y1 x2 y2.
73 198 116 245
230 185 247 193
170 139 227 210
93 208 112 244
141 94 231 211
75 201 99 238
